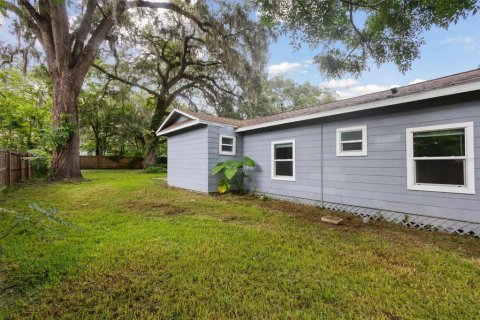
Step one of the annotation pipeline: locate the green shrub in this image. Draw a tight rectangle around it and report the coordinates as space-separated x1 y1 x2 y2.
211 156 255 193
27 149 51 177
128 155 144 168
144 164 167 174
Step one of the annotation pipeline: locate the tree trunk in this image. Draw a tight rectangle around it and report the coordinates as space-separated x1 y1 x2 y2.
94 132 101 156
143 97 168 168
50 71 83 180
144 142 157 167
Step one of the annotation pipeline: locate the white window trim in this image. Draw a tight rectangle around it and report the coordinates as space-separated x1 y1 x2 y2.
406 121 475 195
271 140 296 181
219 134 236 155
336 125 368 157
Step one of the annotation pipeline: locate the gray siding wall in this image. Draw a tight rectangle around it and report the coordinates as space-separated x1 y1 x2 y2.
244 100 480 223
207 125 244 192
244 123 323 201
167 126 209 192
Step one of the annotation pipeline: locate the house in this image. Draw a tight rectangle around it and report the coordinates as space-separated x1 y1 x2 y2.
157 69 480 236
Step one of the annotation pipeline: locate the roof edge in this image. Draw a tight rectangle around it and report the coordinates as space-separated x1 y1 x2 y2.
156 108 198 134
156 119 201 136
236 81 480 132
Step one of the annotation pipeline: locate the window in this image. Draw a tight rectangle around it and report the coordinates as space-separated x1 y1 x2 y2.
406 122 475 194
336 125 367 156
219 135 236 155
271 140 295 181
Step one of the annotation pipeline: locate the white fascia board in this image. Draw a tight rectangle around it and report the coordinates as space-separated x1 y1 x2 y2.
156 108 199 134
156 120 201 136
156 119 238 136
236 82 480 133
200 120 239 129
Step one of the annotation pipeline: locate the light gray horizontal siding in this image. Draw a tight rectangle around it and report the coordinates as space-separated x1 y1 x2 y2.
167 126 209 192
207 125 244 192
243 99 480 223
244 124 323 201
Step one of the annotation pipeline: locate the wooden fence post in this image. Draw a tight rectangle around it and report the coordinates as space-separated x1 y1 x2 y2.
23 153 27 179
18 153 22 180
19 152 23 180
27 153 31 179
6 150 11 186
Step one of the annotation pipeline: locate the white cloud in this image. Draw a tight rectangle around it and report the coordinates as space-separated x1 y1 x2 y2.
440 36 478 51
320 78 358 89
303 59 314 67
267 62 301 76
409 79 426 85
320 79 399 100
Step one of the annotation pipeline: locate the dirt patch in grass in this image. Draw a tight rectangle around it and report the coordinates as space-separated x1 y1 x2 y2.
214 193 368 227
218 214 259 226
122 199 191 216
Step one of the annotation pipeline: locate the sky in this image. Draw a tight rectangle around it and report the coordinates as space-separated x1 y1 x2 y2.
1 9 479 100
266 13 480 99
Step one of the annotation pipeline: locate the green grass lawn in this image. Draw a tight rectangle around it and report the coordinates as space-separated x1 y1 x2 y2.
1 170 479 319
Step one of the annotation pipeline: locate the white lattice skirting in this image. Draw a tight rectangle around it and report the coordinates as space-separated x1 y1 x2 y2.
259 193 480 238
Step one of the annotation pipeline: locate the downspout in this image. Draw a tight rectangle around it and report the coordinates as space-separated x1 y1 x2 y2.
321 122 324 207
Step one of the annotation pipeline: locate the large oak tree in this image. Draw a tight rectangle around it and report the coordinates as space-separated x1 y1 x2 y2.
1 0 226 179
93 5 268 166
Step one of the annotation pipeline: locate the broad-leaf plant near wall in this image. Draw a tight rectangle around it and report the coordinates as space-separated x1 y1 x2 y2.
211 157 255 194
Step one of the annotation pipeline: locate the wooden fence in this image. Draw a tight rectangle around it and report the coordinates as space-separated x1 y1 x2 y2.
80 156 144 169
0 149 33 189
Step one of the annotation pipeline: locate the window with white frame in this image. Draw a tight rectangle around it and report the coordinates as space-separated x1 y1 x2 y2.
336 125 367 156
271 140 295 181
219 135 236 155
406 122 475 194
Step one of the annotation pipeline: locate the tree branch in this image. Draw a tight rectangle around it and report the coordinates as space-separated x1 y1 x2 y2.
339 0 387 10
165 82 197 106
7 1 55 68
92 63 159 96
71 0 97 65
95 0 109 19
18 0 43 26
140 35 168 86
186 60 221 67
49 0 71 70
183 73 238 97
74 19 114 78
127 1 212 33
348 4 374 56
4 2 41 38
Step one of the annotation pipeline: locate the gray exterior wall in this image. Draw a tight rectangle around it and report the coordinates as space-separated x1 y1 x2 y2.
244 123 323 201
244 99 480 224
166 123 243 193
207 125 244 192
167 125 209 192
